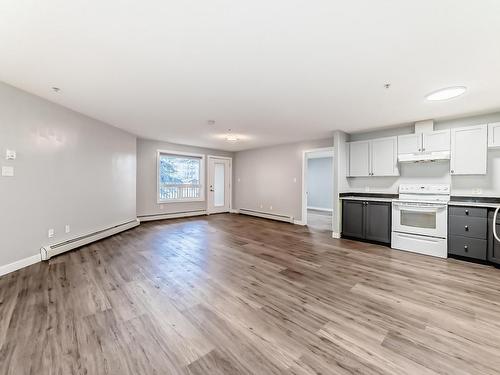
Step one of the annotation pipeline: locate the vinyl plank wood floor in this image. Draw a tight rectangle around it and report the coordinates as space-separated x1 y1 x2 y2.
1 213 500 374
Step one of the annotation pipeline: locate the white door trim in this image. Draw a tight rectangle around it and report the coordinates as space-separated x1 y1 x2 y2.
302 147 334 227
207 155 233 214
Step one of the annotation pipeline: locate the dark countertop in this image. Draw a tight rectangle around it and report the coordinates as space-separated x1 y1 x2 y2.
449 196 500 208
339 192 397 203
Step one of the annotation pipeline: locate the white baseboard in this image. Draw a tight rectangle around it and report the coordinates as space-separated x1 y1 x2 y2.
307 206 333 212
332 232 341 239
229 209 239 214
293 219 306 226
239 208 294 224
138 210 207 222
0 254 41 277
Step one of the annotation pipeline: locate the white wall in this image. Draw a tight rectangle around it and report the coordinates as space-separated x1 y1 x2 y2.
307 157 333 209
0 82 137 268
233 138 333 221
136 138 232 218
344 112 500 197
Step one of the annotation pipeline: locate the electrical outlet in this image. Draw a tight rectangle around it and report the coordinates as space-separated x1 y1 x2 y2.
65 225 70 233
237 178 241 182
472 188 482 195
270 205 273 210
48 229 55 238
293 177 297 183
260 203 263 209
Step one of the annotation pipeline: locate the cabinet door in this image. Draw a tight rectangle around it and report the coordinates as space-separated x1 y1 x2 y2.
450 125 487 175
371 137 399 176
423 129 450 152
488 122 500 148
488 212 500 265
342 200 365 239
348 141 370 177
364 201 391 244
397 133 421 154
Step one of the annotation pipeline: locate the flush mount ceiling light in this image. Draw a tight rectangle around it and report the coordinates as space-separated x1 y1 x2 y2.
225 135 239 142
425 86 466 101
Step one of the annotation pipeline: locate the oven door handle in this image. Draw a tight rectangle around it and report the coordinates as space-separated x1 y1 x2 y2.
392 202 447 212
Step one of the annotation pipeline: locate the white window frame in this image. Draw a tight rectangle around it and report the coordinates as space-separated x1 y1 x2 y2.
156 150 206 203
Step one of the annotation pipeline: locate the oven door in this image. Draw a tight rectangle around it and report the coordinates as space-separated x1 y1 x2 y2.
392 201 448 238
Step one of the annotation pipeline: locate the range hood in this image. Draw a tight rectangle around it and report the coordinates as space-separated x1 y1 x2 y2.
398 151 450 163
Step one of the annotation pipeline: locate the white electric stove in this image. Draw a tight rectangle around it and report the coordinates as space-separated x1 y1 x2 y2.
391 184 450 258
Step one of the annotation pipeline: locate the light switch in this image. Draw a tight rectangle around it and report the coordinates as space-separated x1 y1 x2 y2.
65 225 71 233
1 166 14 177
48 229 55 238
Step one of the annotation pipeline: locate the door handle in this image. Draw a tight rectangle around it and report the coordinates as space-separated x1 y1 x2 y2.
464 225 469 231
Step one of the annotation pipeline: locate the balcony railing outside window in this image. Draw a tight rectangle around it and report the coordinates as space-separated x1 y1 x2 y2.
159 184 201 201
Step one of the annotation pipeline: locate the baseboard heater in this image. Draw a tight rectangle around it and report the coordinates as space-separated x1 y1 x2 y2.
40 219 140 260
238 208 294 223
138 210 207 222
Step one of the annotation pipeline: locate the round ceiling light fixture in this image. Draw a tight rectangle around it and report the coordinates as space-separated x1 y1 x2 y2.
225 135 239 142
425 86 466 101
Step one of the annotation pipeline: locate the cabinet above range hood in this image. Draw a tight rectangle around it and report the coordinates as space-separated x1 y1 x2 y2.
397 120 451 163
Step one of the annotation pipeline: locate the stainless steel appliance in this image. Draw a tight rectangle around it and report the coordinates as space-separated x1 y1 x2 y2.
392 184 450 258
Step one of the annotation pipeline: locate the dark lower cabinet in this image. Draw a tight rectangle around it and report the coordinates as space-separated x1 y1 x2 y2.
342 200 391 245
448 206 500 266
341 200 364 238
488 211 500 265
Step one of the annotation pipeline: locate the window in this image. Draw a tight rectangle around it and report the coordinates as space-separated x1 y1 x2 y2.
157 151 205 202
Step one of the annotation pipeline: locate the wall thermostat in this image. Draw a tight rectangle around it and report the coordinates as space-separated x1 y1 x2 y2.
6 150 16 160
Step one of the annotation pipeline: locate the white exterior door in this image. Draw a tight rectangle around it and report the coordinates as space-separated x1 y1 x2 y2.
208 157 231 213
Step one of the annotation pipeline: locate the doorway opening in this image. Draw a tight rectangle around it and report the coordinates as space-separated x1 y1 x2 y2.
302 148 334 231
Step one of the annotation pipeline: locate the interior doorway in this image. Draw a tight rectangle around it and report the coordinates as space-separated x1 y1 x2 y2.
207 156 232 214
302 148 334 231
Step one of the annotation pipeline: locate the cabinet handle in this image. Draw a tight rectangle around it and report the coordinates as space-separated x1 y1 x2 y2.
464 225 469 231
451 169 454 174
464 245 468 252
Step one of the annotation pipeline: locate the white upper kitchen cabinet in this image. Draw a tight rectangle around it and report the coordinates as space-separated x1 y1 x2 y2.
397 133 421 154
371 137 399 176
422 129 450 152
347 137 399 177
488 122 500 148
397 130 450 154
348 140 370 177
450 124 488 175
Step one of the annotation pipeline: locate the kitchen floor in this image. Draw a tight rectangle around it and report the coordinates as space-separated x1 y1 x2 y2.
1 214 500 374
